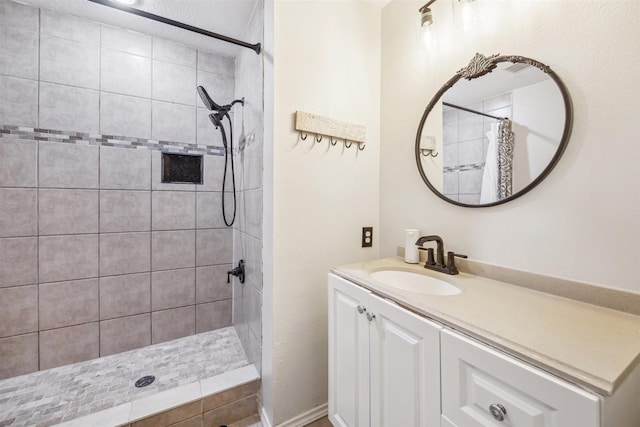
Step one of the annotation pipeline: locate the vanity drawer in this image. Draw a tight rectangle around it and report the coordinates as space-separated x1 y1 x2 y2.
441 329 600 427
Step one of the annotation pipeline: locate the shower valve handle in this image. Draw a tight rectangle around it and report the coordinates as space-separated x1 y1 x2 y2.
227 260 245 284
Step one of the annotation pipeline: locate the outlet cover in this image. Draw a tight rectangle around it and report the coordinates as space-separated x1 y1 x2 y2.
362 227 373 248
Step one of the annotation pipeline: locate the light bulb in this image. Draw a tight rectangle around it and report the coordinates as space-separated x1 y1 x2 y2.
420 7 433 27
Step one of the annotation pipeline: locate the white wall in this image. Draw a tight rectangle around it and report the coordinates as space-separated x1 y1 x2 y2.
380 0 640 293
266 1 382 424
512 79 564 193
420 100 443 192
261 0 274 422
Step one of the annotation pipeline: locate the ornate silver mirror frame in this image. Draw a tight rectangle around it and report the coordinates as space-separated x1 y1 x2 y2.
415 53 573 207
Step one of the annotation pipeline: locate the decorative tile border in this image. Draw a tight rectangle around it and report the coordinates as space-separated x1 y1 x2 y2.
444 162 485 173
0 125 225 157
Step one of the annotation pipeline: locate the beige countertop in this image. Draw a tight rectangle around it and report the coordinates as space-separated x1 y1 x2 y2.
332 257 640 396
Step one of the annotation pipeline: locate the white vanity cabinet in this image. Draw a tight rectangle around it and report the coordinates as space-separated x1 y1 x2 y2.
440 329 599 427
328 273 442 427
330 260 640 427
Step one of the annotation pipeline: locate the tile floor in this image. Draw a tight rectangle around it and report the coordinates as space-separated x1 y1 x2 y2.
0 327 248 427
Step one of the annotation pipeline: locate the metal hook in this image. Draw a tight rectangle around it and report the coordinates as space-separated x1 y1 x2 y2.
420 149 438 157
330 137 337 146
316 134 323 143
344 140 353 149
358 142 365 151
300 132 307 141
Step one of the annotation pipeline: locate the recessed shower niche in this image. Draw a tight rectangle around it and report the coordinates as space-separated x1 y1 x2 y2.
161 152 204 184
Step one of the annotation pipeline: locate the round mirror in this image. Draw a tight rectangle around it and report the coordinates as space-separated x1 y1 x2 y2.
415 53 573 207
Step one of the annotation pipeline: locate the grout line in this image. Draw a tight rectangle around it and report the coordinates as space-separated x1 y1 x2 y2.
22 299 234 338
194 176 199 333
0 227 233 239
97 125 102 356
98 24 102 136
36 13 40 130
25 261 234 287
36 79 101 95
149 135 154 344
36 7 41 372
150 37 154 142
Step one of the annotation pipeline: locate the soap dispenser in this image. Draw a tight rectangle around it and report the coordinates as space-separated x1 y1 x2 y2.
404 229 420 264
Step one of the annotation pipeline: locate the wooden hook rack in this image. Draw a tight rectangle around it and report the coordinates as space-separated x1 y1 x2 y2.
295 111 366 150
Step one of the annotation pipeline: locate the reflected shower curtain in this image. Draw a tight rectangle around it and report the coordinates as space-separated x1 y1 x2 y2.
480 123 499 203
497 119 514 199
481 120 514 203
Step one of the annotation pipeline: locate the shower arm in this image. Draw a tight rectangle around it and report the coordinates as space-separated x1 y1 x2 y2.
210 102 240 127
230 98 245 107
87 0 261 55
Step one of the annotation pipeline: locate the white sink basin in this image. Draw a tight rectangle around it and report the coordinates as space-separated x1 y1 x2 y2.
370 270 462 296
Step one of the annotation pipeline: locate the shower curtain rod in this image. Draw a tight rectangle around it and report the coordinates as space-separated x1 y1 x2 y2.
87 0 261 55
443 102 506 121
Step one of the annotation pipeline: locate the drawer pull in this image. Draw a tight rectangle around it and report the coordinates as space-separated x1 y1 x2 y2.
357 305 366 314
366 312 376 322
489 403 507 422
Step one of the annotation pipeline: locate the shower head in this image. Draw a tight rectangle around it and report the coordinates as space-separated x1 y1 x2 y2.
197 85 226 112
208 112 223 128
209 112 228 148
197 85 245 115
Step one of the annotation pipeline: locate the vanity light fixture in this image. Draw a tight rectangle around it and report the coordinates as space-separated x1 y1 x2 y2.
419 0 436 27
420 0 476 27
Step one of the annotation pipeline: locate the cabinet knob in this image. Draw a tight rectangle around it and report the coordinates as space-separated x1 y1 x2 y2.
489 403 507 422
357 305 366 314
366 313 376 322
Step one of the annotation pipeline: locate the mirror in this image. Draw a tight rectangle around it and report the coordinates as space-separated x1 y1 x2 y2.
415 53 572 207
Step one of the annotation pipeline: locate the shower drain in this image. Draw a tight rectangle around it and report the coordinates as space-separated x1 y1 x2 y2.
134 375 156 388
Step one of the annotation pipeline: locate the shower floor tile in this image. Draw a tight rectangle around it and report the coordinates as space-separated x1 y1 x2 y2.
0 326 248 427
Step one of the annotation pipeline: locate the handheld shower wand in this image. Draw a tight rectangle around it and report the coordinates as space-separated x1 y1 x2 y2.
197 85 244 226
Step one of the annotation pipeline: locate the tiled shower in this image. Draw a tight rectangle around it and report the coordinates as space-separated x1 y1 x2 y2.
0 0 263 383
233 1 264 374
442 93 512 203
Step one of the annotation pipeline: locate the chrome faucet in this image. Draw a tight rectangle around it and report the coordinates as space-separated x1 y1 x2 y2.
415 235 467 275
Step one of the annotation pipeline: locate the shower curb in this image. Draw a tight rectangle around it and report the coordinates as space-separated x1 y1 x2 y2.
54 364 260 427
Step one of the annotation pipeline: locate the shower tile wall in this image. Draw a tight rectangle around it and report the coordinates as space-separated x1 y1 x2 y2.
0 0 238 380
233 1 264 374
442 93 512 203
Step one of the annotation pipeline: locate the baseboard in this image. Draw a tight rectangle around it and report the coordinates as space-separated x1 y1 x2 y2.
260 406 273 427
275 403 328 427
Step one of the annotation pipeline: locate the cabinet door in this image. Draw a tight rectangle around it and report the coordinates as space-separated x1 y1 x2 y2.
328 274 372 427
441 329 600 427
368 294 442 427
